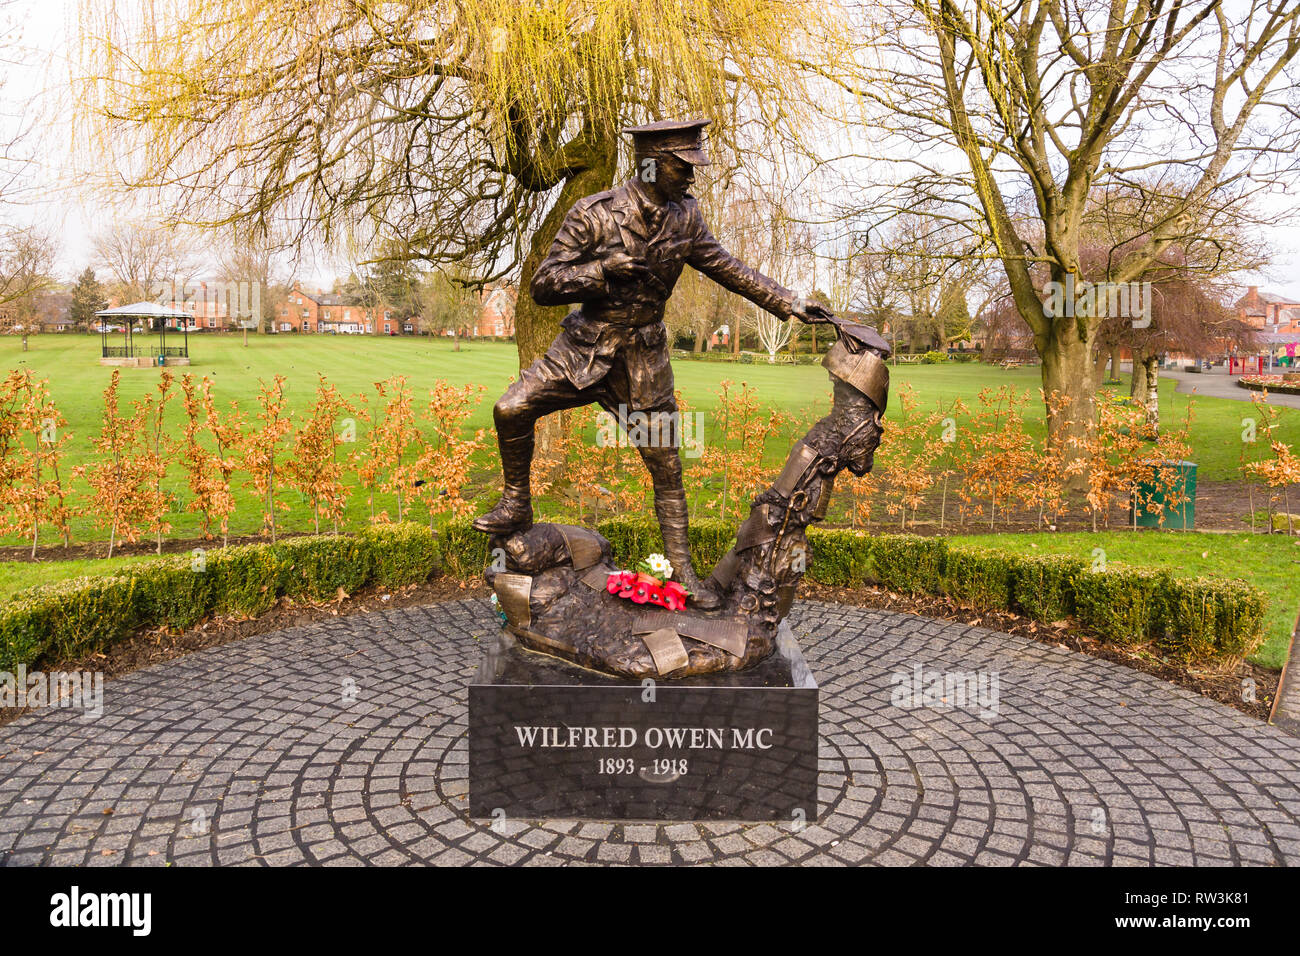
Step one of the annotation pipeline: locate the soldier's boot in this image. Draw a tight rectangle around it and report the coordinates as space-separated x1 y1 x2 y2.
473 431 535 535
655 490 722 611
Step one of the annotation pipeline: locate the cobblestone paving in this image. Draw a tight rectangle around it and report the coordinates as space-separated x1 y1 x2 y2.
2 599 1299 866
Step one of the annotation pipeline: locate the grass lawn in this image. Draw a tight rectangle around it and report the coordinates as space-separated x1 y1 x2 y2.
0 333 1296 548
0 553 160 602
951 530 1300 669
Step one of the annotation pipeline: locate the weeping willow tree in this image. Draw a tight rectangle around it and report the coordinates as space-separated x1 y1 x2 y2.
76 0 848 369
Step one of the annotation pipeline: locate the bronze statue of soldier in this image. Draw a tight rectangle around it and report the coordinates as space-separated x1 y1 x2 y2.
474 118 834 610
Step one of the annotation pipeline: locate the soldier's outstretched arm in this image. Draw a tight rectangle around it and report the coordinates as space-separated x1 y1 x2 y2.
685 208 795 317
686 206 834 324
529 205 607 306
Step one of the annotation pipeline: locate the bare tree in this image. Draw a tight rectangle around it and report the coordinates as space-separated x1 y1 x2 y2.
829 0 1300 479
217 228 289 333
92 221 199 304
0 224 59 348
417 269 480 352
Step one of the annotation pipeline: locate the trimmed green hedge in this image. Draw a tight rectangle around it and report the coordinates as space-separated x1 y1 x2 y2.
0 516 1269 673
0 523 444 672
597 516 1266 666
596 515 734 572
1010 554 1084 623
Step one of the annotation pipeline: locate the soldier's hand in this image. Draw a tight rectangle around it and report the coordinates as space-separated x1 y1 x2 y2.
603 253 668 297
790 297 835 324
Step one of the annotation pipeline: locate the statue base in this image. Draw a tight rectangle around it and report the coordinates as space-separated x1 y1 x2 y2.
468 621 819 821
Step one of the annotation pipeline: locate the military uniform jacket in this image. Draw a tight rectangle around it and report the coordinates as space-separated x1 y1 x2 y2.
529 177 797 410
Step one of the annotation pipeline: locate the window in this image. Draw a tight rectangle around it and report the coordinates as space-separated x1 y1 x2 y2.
384 323 390 334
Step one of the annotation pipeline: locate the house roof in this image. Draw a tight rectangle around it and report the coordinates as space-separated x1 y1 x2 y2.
95 301 190 319
1237 288 1300 311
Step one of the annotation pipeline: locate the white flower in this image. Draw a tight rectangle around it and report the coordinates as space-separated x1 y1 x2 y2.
646 553 674 579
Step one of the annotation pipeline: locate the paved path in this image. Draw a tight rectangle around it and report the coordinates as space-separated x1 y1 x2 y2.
1163 368 1300 409
2 600 1299 866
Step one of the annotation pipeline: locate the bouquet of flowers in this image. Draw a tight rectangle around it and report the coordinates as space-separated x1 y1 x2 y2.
606 552 688 611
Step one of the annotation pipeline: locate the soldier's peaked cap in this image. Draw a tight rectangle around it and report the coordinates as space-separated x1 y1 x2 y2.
622 118 711 166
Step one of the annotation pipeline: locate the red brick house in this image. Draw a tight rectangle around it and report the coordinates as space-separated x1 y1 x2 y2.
278 281 515 338
473 284 516 337
150 281 237 331
279 285 406 334
1236 286 1300 333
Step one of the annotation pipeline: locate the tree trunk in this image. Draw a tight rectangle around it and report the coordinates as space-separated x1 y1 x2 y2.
514 150 618 373
1140 354 1160 433
1130 347 1147 399
1109 344 1122 381
1038 322 1097 491
693 327 705 353
512 141 617 455
1092 345 1110 387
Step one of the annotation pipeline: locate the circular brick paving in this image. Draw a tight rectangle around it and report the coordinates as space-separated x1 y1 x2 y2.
1 599 1298 866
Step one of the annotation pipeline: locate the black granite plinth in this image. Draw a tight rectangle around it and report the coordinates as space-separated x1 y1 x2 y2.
468 623 819 821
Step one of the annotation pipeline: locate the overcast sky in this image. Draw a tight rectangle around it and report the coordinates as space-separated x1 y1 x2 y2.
4 0 1300 301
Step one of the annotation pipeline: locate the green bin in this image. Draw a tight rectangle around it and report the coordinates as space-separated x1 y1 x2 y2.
1131 459 1196 529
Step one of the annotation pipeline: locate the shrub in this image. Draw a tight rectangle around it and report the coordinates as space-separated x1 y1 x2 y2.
870 534 948 595
806 527 874 586
1073 566 1170 644
438 517 491 579
0 588 63 671
597 515 664 567
361 521 440 587
7 574 142 665
1157 577 1267 666
136 553 218 631
1011 554 1086 622
687 518 736 571
207 542 293 617
0 515 1268 675
944 547 1015 610
277 534 375 600
920 350 948 364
